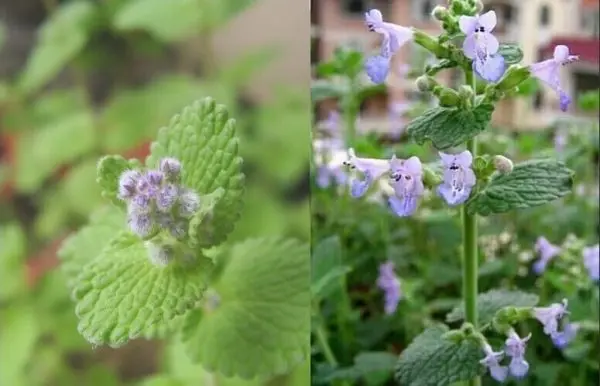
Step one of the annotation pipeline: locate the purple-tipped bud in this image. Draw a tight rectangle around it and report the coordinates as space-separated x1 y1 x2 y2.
127 211 155 238
146 242 174 266
131 193 152 212
156 184 179 212
146 170 164 186
178 189 201 217
159 158 182 181
118 170 142 200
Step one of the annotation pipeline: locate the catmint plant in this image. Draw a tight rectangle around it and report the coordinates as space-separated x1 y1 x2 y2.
331 1 577 384
58 98 309 380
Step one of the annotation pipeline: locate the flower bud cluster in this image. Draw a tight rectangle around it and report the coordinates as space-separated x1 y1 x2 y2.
117 157 201 240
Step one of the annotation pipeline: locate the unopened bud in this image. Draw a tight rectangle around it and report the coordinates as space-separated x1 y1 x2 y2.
442 329 465 343
493 155 514 174
423 166 443 188
146 241 175 267
495 64 531 91
432 6 448 21
416 75 435 92
438 88 461 107
458 85 474 100
450 0 465 15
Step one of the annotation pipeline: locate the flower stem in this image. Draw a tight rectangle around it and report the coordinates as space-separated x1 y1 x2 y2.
315 323 338 367
464 69 481 386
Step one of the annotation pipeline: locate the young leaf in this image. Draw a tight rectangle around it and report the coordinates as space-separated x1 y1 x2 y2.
58 206 125 288
96 155 142 207
446 290 539 325
406 104 494 150
395 325 483 386
188 188 225 248
467 159 574 216
146 97 245 249
311 236 350 300
72 233 213 347
181 238 309 379
498 43 524 65
18 1 96 94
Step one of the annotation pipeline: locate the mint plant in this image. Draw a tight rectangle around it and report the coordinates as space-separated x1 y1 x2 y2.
58 97 309 379
313 1 582 385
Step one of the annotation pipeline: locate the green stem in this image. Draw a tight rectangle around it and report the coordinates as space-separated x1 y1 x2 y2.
343 78 358 148
315 323 338 367
463 70 481 386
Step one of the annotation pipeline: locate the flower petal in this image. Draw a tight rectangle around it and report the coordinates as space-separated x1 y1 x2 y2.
365 55 391 84
455 150 473 167
459 15 478 34
388 195 418 217
553 45 570 62
473 53 506 82
478 11 498 32
462 35 478 59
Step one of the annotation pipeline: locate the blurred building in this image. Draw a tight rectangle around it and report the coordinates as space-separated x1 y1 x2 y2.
311 0 600 132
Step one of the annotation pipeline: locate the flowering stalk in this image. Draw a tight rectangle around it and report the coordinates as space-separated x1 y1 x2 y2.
463 69 481 386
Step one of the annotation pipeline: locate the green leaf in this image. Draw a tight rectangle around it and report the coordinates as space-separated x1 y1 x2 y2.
0 224 27 300
146 97 245 249
181 238 309 379
15 111 95 192
0 305 40 386
311 79 347 102
188 187 225 248
406 104 494 150
18 1 96 94
217 47 280 88
113 0 202 42
96 155 142 207
73 232 213 347
467 160 574 216
58 206 125 288
311 236 350 300
498 43 524 65
394 325 483 386
321 352 397 383
446 289 539 325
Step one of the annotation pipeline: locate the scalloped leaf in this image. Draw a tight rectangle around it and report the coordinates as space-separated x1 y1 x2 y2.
181 238 309 379
146 97 245 249
188 187 225 248
96 155 142 207
58 206 125 288
72 233 213 347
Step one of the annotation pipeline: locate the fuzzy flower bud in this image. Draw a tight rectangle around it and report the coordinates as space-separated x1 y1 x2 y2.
432 6 449 21
146 242 174 266
492 155 514 174
118 170 142 199
178 189 201 218
159 157 182 181
458 85 474 101
416 75 435 92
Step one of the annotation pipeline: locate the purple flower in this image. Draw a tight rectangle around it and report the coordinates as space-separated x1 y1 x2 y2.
316 164 348 189
156 184 179 212
159 157 182 181
127 209 154 238
376 261 402 314
554 130 568 153
533 299 569 336
551 322 579 349
365 55 391 84
583 244 599 281
459 11 506 82
529 45 579 111
324 110 340 135
343 148 390 198
437 151 476 206
118 170 142 199
504 330 531 378
480 343 509 382
532 236 561 274
364 9 412 57
388 156 424 217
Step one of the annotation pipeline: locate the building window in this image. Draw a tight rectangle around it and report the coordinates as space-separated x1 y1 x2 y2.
412 0 434 21
539 5 550 26
342 0 366 15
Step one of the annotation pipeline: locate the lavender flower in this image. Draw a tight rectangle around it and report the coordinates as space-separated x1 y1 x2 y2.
504 329 531 378
324 110 340 135
376 261 402 314
459 11 506 82
388 156 424 217
156 184 179 212
343 148 390 198
551 322 579 349
480 343 509 382
437 151 476 206
529 45 579 111
118 170 142 199
127 208 155 238
365 55 391 84
364 9 412 57
364 9 413 84
533 299 569 336
583 244 599 281
532 236 561 274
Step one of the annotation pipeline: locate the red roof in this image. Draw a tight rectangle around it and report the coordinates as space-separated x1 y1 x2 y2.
540 37 600 64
